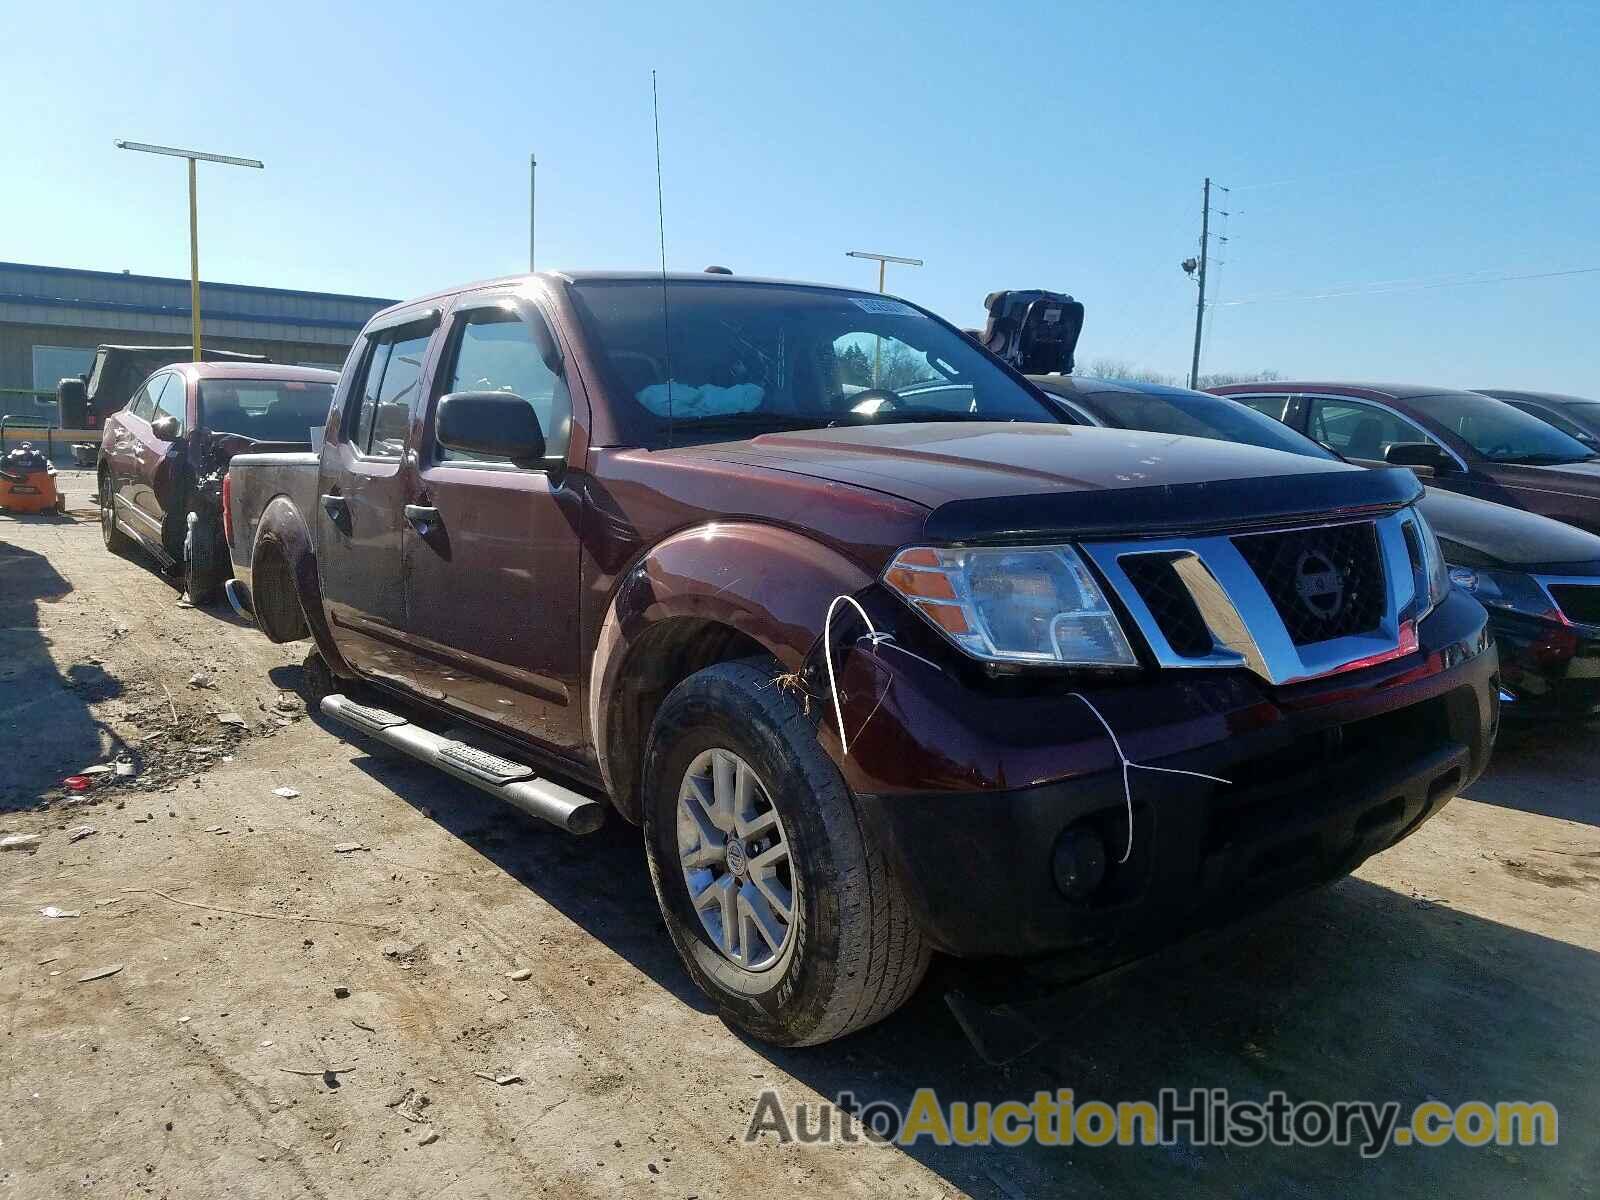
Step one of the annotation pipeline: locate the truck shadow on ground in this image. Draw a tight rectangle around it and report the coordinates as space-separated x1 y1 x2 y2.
1463 719 1600 827
0 536 131 811
297 684 1598 1198
286 691 716 1015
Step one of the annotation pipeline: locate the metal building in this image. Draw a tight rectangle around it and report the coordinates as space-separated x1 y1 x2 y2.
0 261 394 422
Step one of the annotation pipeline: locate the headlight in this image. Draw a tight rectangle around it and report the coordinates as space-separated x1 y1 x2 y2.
1446 565 1560 621
1408 508 1450 615
882 544 1137 667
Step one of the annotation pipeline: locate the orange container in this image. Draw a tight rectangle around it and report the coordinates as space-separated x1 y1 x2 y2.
0 444 64 514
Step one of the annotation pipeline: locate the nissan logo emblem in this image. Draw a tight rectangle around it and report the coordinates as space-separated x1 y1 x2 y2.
1294 550 1347 619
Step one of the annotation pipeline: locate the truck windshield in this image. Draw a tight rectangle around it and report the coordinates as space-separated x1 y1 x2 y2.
568 279 1060 446
199 380 334 442
1409 391 1595 465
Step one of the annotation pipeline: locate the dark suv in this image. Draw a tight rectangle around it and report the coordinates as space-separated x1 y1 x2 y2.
1210 383 1600 534
226 273 1498 1046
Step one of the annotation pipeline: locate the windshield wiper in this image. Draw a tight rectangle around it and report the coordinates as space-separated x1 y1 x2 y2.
667 412 822 428
828 409 1043 428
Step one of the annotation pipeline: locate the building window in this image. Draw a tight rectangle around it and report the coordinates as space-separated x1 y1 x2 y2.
32 345 95 392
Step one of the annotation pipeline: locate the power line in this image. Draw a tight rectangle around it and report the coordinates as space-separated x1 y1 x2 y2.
1219 264 1600 307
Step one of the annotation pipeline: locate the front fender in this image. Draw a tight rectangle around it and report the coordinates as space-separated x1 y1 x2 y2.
588 521 877 800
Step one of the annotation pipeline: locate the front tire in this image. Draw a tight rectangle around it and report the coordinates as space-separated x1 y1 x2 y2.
641 659 929 1046
99 469 132 555
183 503 229 607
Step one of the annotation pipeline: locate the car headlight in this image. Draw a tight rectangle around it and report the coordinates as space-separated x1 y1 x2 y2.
1446 565 1560 621
882 544 1137 667
1408 508 1450 615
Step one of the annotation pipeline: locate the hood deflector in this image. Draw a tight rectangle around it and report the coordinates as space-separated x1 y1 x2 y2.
923 467 1424 544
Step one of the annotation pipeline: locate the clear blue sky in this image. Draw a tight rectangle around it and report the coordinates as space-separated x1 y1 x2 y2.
4 1 1596 392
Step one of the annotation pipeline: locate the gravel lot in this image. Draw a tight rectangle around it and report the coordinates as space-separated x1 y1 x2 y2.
2 475 1596 1198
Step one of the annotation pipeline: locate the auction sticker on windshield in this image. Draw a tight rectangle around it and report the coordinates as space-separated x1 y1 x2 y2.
848 296 920 316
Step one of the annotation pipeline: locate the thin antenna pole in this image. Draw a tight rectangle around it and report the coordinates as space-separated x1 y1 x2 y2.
529 153 537 273
1189 176 1210 390
652 70 673 447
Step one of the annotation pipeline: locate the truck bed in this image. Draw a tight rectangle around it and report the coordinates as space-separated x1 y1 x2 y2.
225 450 320 583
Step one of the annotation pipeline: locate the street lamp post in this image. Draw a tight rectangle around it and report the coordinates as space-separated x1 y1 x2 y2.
115 140 264 362
845 250 923 384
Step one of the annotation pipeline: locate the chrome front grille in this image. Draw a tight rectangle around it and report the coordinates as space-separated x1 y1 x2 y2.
1231 521 1386 646
1082 511 1424 686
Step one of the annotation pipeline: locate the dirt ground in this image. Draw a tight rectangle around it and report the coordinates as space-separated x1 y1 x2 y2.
3 474 1597 1199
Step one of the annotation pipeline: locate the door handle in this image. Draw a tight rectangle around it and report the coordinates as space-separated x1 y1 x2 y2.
404 504 440 534
320 493 348 521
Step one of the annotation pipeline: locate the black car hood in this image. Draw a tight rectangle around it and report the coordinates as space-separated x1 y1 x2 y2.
1419 487 1600 569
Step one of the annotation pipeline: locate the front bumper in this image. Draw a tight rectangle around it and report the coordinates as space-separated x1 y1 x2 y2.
853 589 1497 959
1487 608 1600 719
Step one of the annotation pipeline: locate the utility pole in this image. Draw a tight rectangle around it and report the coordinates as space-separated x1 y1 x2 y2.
529 153 537 272
845 250 923 384
116 140 263 361
1187 177 1210 390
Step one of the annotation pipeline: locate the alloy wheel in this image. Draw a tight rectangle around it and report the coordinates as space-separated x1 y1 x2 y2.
676 748 796 971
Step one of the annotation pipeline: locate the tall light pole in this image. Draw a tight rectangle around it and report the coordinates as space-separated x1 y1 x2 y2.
115 140 264 362
529 153 537 272
845 250 923 384
846 248 923 294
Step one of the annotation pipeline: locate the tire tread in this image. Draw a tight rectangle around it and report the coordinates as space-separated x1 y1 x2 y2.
645 658 929 1046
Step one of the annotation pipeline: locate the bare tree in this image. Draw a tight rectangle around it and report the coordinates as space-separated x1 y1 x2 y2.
1082 360 1282 389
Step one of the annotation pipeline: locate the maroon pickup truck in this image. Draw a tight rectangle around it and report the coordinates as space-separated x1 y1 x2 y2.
225 272 1498 1046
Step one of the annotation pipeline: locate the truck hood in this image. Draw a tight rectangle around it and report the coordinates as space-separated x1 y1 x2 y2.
714 423 1355 506
710 422 1418 540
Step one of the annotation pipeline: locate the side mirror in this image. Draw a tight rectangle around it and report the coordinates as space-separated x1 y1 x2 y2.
435 391 545 466
1384 442 1454 472
56 377 88 427
151 414 181 442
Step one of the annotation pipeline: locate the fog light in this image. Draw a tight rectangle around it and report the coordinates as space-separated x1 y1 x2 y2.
1052 826 1107 900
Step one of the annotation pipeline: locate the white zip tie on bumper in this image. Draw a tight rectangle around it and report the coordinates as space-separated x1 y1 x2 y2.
822 596 944 755
823 595 888 756
1069 692 1231 864
823 596 1230 868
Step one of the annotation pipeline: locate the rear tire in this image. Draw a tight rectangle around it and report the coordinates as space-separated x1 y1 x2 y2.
641 658 930 1046
99 470 132 555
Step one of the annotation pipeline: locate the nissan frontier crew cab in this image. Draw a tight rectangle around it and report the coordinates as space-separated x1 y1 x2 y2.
225 271 1498 1047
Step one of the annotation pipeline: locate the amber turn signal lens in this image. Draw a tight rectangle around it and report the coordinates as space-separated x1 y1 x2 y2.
919 602 972 635
883 566 957 601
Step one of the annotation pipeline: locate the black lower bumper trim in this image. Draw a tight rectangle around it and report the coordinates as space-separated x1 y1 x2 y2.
858 655 1495 959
